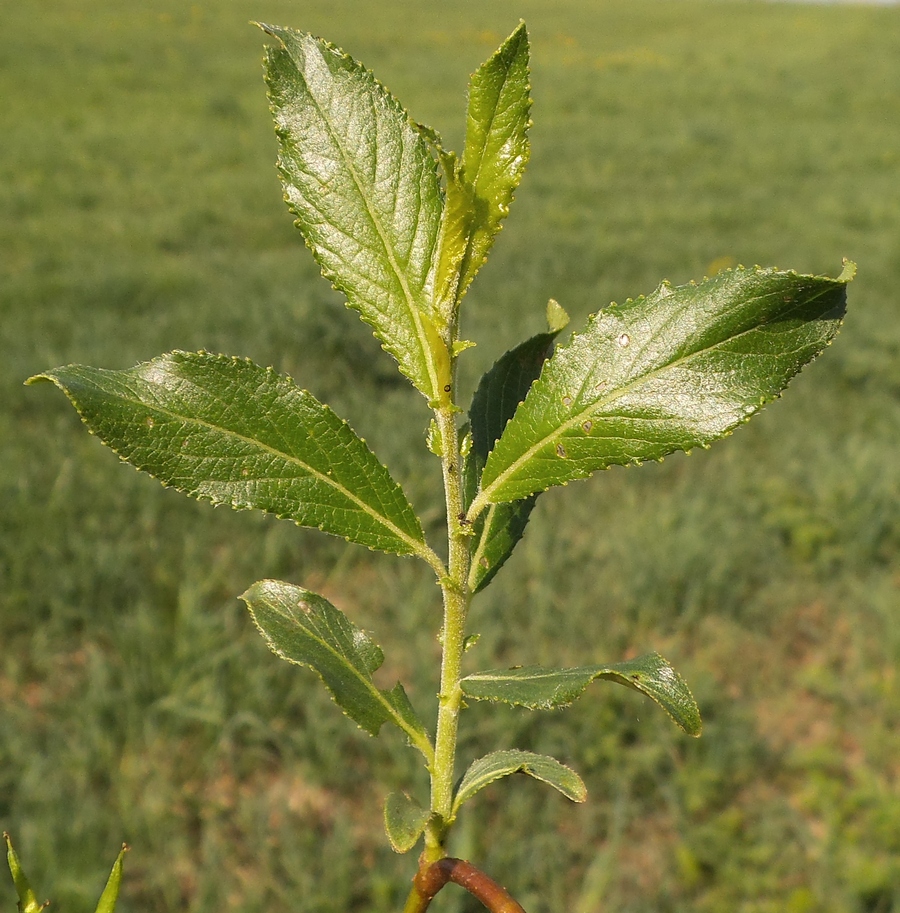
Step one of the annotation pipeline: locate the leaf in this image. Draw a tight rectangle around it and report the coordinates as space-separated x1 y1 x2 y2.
242 580 432 755
93 845 128 913
423 128 475 331
453 750 586 815
456 23 531 307
461 653 702 736
384 792 430 853
465 302 569 592
260 23 450 403
473 266 850 508
4 833 43 913
29 352 433 561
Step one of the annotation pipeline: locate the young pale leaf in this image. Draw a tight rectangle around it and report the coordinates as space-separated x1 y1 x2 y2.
242 580 432 755
461 653 702 736
465 313 566 592
93 845 128 913
4 833 43 913
474 266 850 508
29 352 433 561
453 750 586 816
455 22 531 306
260 23 450 403
384 792 430 854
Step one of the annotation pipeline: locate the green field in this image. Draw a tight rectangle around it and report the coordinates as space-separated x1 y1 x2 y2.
3 1 900 911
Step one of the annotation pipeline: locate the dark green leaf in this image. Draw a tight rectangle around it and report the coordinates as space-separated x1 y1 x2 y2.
384 792 430 853
465 302 568 592
93 845 128 913
474 266 850 508
29 352 435 561
453 750 586 815
4 833 42 913
260 24 450 403
461 653 702 736
242 580 432 754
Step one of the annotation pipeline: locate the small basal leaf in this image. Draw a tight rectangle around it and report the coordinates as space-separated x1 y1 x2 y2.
384 792 430 853
473 266 850 508
93 845 128 913
461 653 702 736
260 24 450 403
465 322 565 592
242 580 433 756
29 352 434 561
4 833 43 913
454 22 531 305
453 750 586 816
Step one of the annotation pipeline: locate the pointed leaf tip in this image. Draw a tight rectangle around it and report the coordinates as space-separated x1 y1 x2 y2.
477 266 848 506
5 833 43 913
31 352 428 558
262 24 448 402
461 652 702 736
434 21 532 323
242 580 431 756
453 750 586 815
93 844 129 913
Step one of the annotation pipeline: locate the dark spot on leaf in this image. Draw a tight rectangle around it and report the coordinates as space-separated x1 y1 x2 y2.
556 443 567 458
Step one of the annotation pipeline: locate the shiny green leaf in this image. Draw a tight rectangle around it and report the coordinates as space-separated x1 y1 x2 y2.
474 266 850 508
93 845 128 913
453 750 586 815
4 833 42 913
456 23 531 305
260 24 450 403
461 653 702 736
384 792 430 853
465 304 567 591
29 352 432 560
242 580 432 755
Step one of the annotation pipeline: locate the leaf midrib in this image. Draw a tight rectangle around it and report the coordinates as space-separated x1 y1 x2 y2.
472 283 836 513
260 599 430 751
457 37 522 292
80 370 428 557
289 39 441 399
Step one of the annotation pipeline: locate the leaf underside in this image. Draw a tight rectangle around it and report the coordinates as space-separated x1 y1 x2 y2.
465 330 560 592
478 267 849 506
461 653 702 736
242 579 429 745
384 792 430 854
453 749 586 815
261 23 449 403
29 352 426 557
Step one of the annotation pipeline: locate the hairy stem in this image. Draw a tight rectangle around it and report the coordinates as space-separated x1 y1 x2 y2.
428 392 473 846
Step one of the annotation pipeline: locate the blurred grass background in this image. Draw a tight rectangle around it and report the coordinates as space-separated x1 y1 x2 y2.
2 0 900 911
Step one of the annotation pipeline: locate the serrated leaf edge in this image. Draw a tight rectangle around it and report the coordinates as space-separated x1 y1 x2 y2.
452 749 586 817
461 652 702 736
258 24 450 404
471 266 849 515
28 352 443 573
242 580 434 758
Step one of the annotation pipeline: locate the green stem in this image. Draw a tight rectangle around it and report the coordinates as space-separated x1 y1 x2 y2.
427 375 473 851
